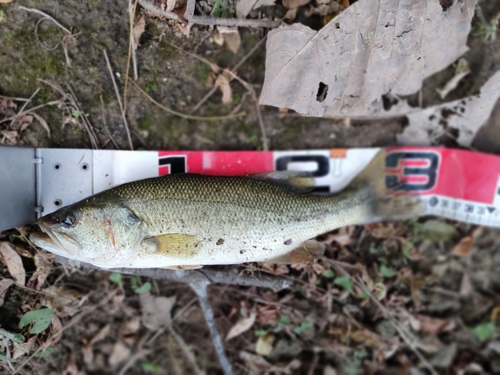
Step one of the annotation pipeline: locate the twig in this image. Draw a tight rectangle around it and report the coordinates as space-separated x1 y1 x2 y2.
139 0 279 28
0 95 31 102
167 324 206 375
191 280 234 375
36 80 99 149
18 88 40 114
100 95 120 149
130 79 245 121
54 256 292 292
124 0 140 114
103 49 134 150
19 6 72 34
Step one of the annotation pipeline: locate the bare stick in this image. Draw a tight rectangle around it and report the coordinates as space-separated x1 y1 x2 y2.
124 0 140 114
67 85 100 149
103 50 134 150
167 324 206 375
19 6 72 34
191 280 234 375
130 79 245 121
189 85 218 115
139 0 279 28
54 256 292 291
100 95 120 149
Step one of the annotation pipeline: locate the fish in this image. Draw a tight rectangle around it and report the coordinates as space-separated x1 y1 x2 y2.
30 151 424 269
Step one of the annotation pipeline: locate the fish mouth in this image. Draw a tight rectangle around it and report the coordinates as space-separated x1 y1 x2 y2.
32 219 81 257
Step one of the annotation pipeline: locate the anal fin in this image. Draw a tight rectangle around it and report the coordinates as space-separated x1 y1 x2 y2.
266 240 325 264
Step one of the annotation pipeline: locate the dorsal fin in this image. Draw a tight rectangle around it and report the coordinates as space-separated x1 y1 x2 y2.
248 171 314 193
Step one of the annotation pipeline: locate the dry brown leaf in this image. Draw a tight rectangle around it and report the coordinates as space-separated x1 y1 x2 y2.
0 98 16 113
256 304 279 324
13 335 36 360
1 130 18 143
0 242 26 285
32 113 51 137
214 74 233 104
28 252 55 290
133 16 146 50
256 333 275 356
226 311 257 341
283 0 310 9
140 293 176 330
410 314 456 335
398 71 500 147
260 0 477 118
82 325 110 366
459 272 473 296
218 26 241 54
236 0 275 19
121 317 141 345
0 278 14 308
236 0 257 19
40 285 85 317
47 315 64 346
109 341 131 367
0 0 13 3
452 236 473 257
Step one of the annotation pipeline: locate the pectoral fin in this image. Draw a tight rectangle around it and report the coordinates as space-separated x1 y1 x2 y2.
141 233 201 258
266 240 325 264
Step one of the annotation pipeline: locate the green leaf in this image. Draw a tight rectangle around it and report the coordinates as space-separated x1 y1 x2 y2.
134 282 151 294
0 353 16 363
279 316 291 325
380 265 395 278
472 322 496 342
353 349 368 359
0 328 24 343
19 308 53 334
71 110 81 118
35 347 54 357
109 272 123 288
254 329 268 337
358 291 370 299
273 326 283 333
334 275 353 294
293 320 314 334
418 220 458 241
141 362 159 373
322 269 335 278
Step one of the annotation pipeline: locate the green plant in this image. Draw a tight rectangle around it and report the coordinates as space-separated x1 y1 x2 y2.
19 308 54 334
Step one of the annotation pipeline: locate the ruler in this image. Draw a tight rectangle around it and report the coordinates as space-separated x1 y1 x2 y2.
1 146 499 230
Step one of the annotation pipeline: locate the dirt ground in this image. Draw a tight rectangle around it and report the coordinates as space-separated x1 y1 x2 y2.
1 0 500 374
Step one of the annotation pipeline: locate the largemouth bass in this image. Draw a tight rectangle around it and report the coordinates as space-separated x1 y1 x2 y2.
30 151 423 269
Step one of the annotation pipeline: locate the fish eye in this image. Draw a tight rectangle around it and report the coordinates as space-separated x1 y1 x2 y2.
61 214 76 228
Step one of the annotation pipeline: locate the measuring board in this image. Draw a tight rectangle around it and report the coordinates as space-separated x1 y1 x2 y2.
1 146 500 230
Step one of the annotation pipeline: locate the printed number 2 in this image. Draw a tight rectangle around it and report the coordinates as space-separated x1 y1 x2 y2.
275 155 330 192
159 156 186 174
385 152 439 192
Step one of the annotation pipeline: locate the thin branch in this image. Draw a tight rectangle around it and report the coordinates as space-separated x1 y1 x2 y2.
191 281 234 375
54 256 292 292
124 0 140 114
103 49 134 150
130 79 245 121
19 6 72 34
100 95 120 149
167 324 206 375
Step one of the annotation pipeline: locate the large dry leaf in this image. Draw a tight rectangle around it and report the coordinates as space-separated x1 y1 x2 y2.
397 71 500 147
259 0 477 117
27 252 55 290
0 242 25 285
236 0 276 19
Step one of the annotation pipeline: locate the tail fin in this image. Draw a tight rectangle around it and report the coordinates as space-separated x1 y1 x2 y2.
349 150 426 223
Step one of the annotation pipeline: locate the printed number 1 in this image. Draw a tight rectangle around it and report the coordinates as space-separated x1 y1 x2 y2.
159 156 186 174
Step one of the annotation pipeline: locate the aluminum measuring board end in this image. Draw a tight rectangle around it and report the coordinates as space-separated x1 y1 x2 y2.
0 146 38 231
